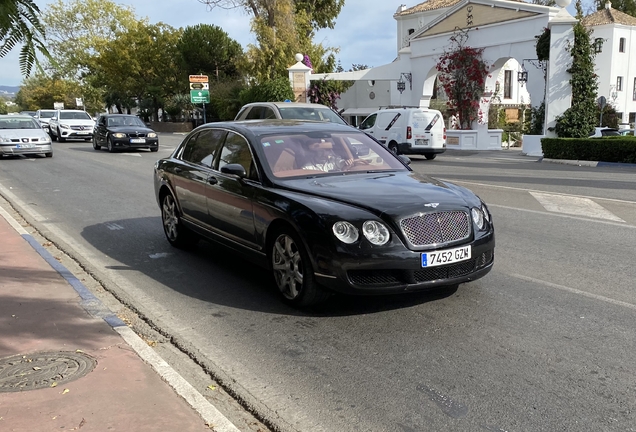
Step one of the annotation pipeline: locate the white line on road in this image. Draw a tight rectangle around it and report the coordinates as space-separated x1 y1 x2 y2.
529 191 625 222
509 273 636 312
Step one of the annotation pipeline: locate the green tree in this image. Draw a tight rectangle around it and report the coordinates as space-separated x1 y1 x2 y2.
42 0 142 78
177 24 244 79
13 74 92 110
0 0 49 76
89 23 184 119
239 77 294 105
555 1 599 137
0 98 8 114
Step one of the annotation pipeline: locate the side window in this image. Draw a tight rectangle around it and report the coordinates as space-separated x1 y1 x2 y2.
262 107 277 119
246 107 263 120
359 114 377 130
217 132 257 180
180 132 201 162
236 107 249 120
99 116 106 126
184 129 226 167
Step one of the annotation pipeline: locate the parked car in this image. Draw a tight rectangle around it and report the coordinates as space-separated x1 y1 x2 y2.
20 111 36 117
619 129 635 136
93 114 158 152
34 109 57 132
589 127 620 137
0 114 53 158
48 109 95 142
235 102 349 125
359 107 447 159
154 120 495 307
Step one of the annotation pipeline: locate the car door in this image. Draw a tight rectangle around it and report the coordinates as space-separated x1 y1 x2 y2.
95 116 107 144
206 131 259 249
172 129 225 229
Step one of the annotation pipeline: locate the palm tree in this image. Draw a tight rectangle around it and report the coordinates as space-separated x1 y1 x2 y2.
0 0 49 76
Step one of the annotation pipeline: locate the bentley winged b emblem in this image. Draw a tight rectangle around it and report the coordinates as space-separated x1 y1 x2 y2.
424 203 440 208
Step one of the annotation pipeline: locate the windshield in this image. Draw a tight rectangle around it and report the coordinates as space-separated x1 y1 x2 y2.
259 131 408 178
59 111 92 120
0 118 41 129
107 116 146 127
278 107 347 125
39 111 56 118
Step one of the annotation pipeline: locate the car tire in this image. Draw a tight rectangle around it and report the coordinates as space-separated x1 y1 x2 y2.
45 152 53 158
150 145 159 152
92 137 101 150
57 128 66 142
270 228 330 307
107 136 116 153
160 192 198 249
425 154 436 160
388 142 399 155
50 128 57 142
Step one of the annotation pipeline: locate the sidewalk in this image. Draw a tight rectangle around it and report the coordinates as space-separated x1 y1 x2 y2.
0 207 236 431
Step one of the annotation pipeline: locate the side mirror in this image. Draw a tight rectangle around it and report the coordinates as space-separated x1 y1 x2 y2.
398 155 411 165
220 163 247 178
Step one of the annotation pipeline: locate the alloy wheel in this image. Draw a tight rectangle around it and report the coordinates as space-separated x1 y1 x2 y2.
162 194 179 242
272 233 304 300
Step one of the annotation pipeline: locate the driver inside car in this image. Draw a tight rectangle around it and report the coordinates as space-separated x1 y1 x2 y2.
299 141 353 172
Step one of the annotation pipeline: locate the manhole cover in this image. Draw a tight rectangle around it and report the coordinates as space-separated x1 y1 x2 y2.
0 351 96 392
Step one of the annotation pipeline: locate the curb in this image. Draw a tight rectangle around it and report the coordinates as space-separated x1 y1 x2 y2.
0 204 241 432
541 158 636 169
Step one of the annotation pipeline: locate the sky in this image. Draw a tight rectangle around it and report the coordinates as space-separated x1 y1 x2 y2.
0 0 403 87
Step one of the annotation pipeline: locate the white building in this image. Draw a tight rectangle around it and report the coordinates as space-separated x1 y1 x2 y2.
582 2 636 127
309 0 635 150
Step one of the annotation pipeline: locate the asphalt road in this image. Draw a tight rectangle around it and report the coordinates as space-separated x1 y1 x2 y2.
1 136 635 432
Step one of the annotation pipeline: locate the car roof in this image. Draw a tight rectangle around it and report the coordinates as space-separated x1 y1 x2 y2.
196 119 360 138
100 113 138 117
245 102 334 109
0 114 36 120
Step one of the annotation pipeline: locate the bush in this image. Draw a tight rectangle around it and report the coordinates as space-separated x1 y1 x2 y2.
542 137 636 163
239 77 294 106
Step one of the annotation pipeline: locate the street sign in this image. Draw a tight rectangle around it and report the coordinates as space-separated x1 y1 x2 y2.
189 75 209 83
189 82 209 90
76 98 83 107
190 89 210 104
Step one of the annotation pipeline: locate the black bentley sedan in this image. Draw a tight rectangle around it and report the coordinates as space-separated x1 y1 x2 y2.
93 114 158 152
154 120 494 306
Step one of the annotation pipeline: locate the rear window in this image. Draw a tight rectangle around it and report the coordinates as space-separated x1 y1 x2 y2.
277 107 347 125
412 112 441 130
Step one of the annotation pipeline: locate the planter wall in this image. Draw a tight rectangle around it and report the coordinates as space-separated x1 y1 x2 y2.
148 121 193 133
522 134 545 156
446 129 503 150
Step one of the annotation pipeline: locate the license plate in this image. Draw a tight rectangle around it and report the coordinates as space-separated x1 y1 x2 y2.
130 138 146 143
422 245 471 267
76 131 89 135
16 144 35 149
415 139 429 145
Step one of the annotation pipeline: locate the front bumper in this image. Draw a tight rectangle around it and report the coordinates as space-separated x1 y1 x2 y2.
59 130 93 139
110 137 159 149
0 143 52 156
313 231 494 295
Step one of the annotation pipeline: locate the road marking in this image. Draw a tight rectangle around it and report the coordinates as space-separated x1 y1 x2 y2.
489 204 635 229
442 179 636 205
105 222 124 230
120 153 142 157
529 191 625 222
510 273 636 312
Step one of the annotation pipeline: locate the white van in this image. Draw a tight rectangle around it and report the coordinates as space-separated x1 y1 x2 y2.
359 108 446 159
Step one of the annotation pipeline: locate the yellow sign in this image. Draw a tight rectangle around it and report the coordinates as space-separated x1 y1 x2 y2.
189 75 209 83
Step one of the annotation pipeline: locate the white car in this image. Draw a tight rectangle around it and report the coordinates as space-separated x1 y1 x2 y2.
34 109 57 132
589 127 620 137
49 109 95 142
0 114 53 158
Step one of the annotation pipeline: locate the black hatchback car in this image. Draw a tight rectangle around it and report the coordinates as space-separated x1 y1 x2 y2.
153 120 494 306
93 114 158 152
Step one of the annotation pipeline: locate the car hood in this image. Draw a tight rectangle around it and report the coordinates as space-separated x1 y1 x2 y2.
0 129 50 140
58 119 95 127
280 171 480 218
108 126 154 133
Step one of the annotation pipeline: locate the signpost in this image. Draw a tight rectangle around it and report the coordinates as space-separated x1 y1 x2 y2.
189 75 209 123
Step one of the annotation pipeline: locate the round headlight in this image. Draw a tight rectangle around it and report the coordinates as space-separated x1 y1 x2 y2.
471 207 485 230
362 221 390 245
332 221 359 244
481 203 490 223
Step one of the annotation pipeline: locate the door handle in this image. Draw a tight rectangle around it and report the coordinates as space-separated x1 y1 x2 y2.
208 176 218 185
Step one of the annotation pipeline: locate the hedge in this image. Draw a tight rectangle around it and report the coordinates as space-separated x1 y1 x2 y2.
541 137 636 163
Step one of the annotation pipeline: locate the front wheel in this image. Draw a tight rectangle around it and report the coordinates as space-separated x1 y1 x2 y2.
92 136 101 150
161 192 198 249
45 152 53 158
270 228 330 307
107 136 115 153
150 145 159 152
57 128 66 142
424 154 437 160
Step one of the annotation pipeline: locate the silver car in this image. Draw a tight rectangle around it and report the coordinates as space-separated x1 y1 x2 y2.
0 115 53 158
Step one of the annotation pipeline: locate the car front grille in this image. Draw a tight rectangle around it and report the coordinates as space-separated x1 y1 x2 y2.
127 132 147 138
70 126 90 131
6 138 40 143
347 250 493 288
399 211 470 248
